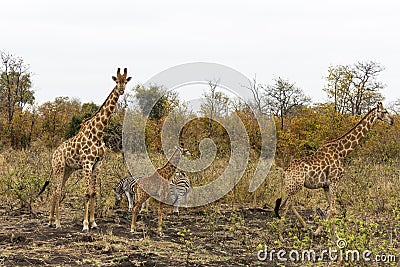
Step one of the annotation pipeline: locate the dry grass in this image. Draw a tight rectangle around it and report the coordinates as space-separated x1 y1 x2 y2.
0 148 399 266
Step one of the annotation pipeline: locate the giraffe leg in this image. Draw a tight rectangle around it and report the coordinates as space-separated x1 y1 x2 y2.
277 181 304 240
48 179 58 227
277 196 291 241
157 201 163 235
89 190 97 229
48 195 56 227
89 160 102 229
140 199 149 213
82 165 92 232
131 190 149 233
314 183 338 236
323 186 331 209
290 205 307 229
49 163 63 227
49 189 58 227
314 168 343 237
326 183 338 236
130 203 140 233
51 166 73 229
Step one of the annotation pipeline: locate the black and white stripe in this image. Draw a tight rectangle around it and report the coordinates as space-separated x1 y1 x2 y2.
113 176 142 212
169 171 191 215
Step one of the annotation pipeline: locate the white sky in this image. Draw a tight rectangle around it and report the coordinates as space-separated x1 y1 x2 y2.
1 0 399 105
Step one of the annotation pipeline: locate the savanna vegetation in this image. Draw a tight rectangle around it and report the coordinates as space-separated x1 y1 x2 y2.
0 51 399 266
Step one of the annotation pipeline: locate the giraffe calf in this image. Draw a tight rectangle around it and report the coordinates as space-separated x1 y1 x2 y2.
113 176 148 212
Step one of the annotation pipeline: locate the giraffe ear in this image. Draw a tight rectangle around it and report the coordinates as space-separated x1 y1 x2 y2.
112 76 117 82
127 77 132 82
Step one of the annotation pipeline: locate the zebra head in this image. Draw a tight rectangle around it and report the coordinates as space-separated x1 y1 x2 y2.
175 142 192 157
113 186 124 207
175 170 186 177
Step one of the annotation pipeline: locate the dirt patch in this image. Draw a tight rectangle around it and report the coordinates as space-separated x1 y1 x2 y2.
0 205 398 266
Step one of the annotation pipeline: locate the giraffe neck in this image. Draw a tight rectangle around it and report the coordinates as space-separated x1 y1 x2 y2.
336 108 377 158
84 87 120 138
157 148 182 181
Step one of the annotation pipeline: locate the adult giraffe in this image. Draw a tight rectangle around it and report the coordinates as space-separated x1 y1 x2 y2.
274 102 394 236
48 68 132 232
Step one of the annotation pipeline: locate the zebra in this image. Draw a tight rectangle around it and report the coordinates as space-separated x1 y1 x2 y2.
113 176 148 212
169 171 191 215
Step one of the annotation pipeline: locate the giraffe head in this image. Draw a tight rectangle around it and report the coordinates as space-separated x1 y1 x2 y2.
112 68 132 95
375 102 394 125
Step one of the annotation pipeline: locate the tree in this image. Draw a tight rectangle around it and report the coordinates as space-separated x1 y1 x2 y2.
0 52 35 147
39 97 82 148
200 81 231 133
324 65 353 114
133 85 178 121
242 74 268 115
324 61 384 115
263 77 311 130
200 81 231 134
388 99 400 115
64 101 98 139
132 85 180 153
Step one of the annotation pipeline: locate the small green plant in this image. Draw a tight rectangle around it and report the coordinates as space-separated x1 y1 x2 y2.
1 149 50 213
204 205 220 233
177 227 193 266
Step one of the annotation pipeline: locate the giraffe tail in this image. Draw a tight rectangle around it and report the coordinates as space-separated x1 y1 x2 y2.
274 198 282 219
38 181 50 196
273 164 284 219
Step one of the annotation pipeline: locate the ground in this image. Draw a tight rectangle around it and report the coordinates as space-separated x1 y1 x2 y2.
0 204 398 267
0 204 302 267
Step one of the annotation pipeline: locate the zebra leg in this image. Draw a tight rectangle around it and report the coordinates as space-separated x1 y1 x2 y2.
125 191 132 212
184 189 190 211
173 205 179 215
173 193 182 216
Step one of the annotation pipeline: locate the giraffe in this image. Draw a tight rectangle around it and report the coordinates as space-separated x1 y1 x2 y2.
274 102 394 237
48 68 132 232
130 143 191 234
